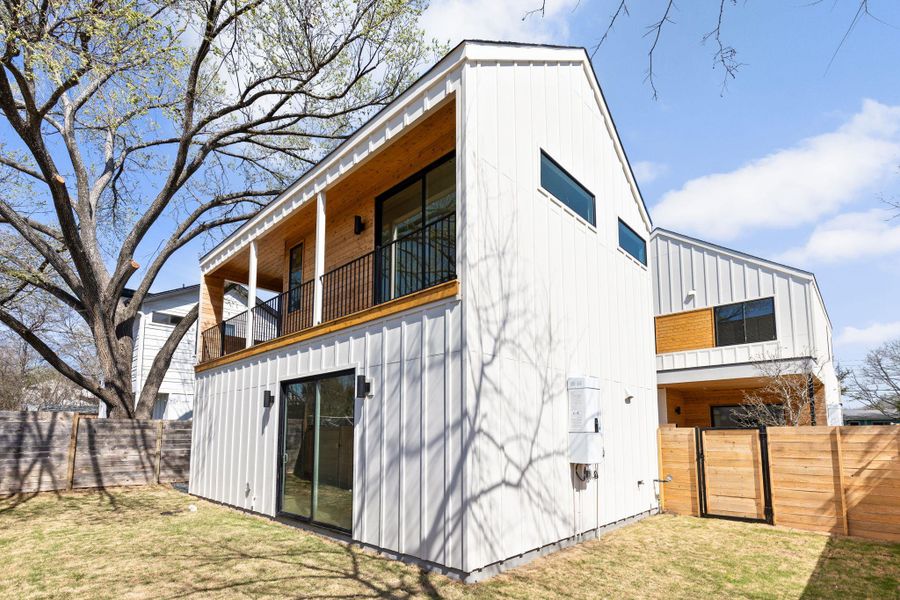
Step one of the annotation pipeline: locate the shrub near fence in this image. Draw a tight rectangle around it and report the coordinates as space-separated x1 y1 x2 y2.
658 425 900 543
0 410 191 495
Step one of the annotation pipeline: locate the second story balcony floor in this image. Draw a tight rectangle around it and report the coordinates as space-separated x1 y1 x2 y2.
197 99 459 368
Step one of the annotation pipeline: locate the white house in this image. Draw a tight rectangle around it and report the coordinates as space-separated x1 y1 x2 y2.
188 41 660 581
650 228 842 427
130 284 248 419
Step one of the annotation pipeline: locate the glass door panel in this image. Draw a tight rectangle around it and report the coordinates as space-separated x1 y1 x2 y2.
311 373 355 530
378 180 423 302
279 372 355 532
424 157 456 286
280 381 316 519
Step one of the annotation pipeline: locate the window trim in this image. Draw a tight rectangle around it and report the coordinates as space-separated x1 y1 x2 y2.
714 296 777 347
151 312 183 326
617 218 647 266
538 149 596 227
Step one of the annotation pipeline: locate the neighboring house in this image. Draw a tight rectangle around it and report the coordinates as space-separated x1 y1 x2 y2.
843 408 900 426
130 284 249 420
189 41 659 581
651 228 842 427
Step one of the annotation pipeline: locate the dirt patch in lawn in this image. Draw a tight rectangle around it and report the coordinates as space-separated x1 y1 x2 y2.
0 487 897 599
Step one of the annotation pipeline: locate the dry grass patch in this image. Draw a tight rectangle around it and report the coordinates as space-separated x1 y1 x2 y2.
0 487 897 599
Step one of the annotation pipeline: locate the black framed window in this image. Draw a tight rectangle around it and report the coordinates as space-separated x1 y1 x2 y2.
714 298 776 346
540 150 595 226
288 243 303 311
618 219 647 265
711 404 784 428
375 153 456 302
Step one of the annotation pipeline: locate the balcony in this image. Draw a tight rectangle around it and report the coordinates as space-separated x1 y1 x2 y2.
195 97 458 368
199 214 456 363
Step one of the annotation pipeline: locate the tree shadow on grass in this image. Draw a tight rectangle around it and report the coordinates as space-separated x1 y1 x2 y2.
153 536 451 599
799 535 900 599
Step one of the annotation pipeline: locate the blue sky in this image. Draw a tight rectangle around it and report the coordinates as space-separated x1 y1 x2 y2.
152 1 899 371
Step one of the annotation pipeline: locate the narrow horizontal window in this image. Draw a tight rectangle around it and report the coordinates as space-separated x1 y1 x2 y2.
618 219 647 265
151 312 183 326
540 151 595 226
714 298 776 347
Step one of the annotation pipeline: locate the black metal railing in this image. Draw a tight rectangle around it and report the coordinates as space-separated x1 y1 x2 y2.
200 310 249 362
199 212 455 363
322 212 456 322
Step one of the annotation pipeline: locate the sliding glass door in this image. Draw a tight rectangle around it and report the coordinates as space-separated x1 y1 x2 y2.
279 371 355 531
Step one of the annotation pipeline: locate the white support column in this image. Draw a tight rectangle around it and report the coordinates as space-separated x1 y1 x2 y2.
245 239 258 348
313 191 326 325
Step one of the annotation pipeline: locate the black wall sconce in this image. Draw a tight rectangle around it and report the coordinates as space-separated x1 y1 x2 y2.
354 215 365 235
263 390 274 408
356 374 371 399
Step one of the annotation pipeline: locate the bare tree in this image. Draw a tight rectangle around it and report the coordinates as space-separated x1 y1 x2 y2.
525 0 887 98
846 338 900 415
734 353 821 427
0 1 433 418
0 291 98 411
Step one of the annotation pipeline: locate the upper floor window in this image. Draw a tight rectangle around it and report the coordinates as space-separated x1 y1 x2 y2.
540 151 595 226
618 219 647 265
288 243 303 311
715 298 776 347
151 312 183 326
376 153 456 302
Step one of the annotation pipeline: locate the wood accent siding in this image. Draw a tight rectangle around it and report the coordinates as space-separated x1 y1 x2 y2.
655 308 715 354
199 274 224 335
195 279 459 372
663 385 827 428
322 98 456 274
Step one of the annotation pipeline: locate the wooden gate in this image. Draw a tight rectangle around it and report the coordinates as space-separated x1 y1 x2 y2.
697 427 773 524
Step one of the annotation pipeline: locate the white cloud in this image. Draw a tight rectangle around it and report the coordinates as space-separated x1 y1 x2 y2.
653 100 900 240
421 0 578 46
632 160 669 184
778 208 900 264
837 320 900 347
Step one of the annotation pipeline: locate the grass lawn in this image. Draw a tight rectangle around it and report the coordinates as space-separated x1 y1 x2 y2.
1 486 897 599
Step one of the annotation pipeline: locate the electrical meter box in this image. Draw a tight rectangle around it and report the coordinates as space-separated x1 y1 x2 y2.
567 376 604 464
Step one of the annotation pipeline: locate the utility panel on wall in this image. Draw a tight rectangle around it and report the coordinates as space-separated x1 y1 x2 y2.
567 376 604 464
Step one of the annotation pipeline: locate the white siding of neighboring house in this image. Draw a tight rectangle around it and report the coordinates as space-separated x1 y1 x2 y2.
459 56 658 575
133 287 247 420
650 229 842 425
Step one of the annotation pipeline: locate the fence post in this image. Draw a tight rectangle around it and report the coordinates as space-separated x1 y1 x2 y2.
155 420 164 484
66 413 80 491
656 428 665 511
834 427 849 536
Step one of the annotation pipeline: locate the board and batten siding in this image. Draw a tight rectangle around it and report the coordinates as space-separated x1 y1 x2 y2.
459 59 659 574
651 231 817 370
189 298 465 570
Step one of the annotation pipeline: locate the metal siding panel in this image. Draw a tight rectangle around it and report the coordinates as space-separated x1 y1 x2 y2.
462 60 658 572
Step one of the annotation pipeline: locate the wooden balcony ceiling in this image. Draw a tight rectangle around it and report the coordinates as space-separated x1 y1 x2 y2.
207 97 456 293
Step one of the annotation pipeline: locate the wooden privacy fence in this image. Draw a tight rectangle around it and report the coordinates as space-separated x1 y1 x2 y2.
658 425 900 543
0 410 191 495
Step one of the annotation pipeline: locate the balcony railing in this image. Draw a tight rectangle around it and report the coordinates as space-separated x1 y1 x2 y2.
199 213 456 364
